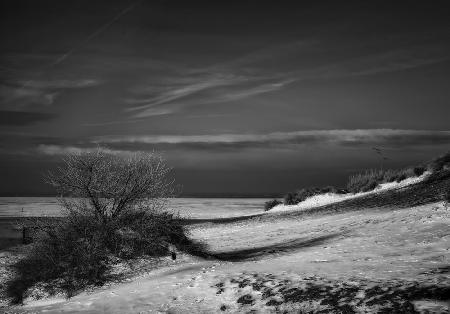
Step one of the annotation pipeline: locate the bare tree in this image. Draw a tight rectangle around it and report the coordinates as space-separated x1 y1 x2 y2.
48 148 174 223
8 149 195 303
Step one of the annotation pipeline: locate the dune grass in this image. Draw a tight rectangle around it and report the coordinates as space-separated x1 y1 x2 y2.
346 167 423 193
271 151 449 208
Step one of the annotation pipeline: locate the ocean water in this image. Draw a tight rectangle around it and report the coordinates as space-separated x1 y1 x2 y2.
0 197 269 219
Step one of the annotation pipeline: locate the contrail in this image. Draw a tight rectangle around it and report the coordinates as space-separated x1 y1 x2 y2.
3 1 142 105
2 1 141 73
51 0 142 66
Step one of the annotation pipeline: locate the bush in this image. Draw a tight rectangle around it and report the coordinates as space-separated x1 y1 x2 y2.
7 148 203 304
7 217 110 303
444 191 450 203
320 186 338 194
264 199 282 211
283 186 338 205
427 151 450 172
293 188 316 203
395 173 407 183
413 166 426 176
283 189 313 205
283 192 298 205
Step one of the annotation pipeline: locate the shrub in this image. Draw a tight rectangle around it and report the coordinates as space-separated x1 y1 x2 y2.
413 166 426 176
395 173 407 183
320 186 337 194
7 148 203 304
264 199 282 211
283 189 313 205
283 192 298 205
7 217 110 303
427 151 450 172
293 188 315 203
283 186 338 205
444 191 450 203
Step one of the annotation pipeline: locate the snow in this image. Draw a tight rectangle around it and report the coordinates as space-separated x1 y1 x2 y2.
13 201 449 313
268 171 431 213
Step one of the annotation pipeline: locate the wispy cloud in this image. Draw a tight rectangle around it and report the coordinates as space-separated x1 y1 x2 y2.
124 73 253 117
187 79 295 105
31 129 449 158
123 42 320 118
123 42 449 119
0 78 102 109
0 84 56 106
16 79 99 89
303 47 450 80
92 129 450 149
0 132 70 156
125 73 293 118
125 74 243 109
36 144 125 156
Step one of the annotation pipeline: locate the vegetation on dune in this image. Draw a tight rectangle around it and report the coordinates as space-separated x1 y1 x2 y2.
7 148 205 304
283 186 338 206
428 151 450 172
264 199 282 211
345 167 422 193
267 151 450 209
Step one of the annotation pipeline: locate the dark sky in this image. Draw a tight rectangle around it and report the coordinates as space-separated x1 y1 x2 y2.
1 1 449 196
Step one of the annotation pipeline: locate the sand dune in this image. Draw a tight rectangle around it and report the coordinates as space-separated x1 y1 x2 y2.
2 172 449 313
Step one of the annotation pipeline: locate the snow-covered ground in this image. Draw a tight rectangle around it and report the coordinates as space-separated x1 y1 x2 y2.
7 200 449 313
268 171 431 213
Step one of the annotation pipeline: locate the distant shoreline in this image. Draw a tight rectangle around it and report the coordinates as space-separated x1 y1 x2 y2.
0 212 268 251
0 195 281 199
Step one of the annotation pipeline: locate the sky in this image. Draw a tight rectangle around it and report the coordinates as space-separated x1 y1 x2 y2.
1 0 450 196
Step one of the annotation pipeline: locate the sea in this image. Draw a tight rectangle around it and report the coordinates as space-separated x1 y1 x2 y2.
0 197 270 219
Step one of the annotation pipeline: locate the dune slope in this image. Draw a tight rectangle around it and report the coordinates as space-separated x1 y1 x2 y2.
3 174 450 313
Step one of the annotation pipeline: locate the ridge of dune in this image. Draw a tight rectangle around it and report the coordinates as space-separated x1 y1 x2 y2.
268 171 431 214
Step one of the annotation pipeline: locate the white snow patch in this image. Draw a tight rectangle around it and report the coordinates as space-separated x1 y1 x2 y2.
268 171 431 213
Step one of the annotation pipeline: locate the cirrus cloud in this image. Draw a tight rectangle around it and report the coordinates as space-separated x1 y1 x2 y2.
91 129 450 151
